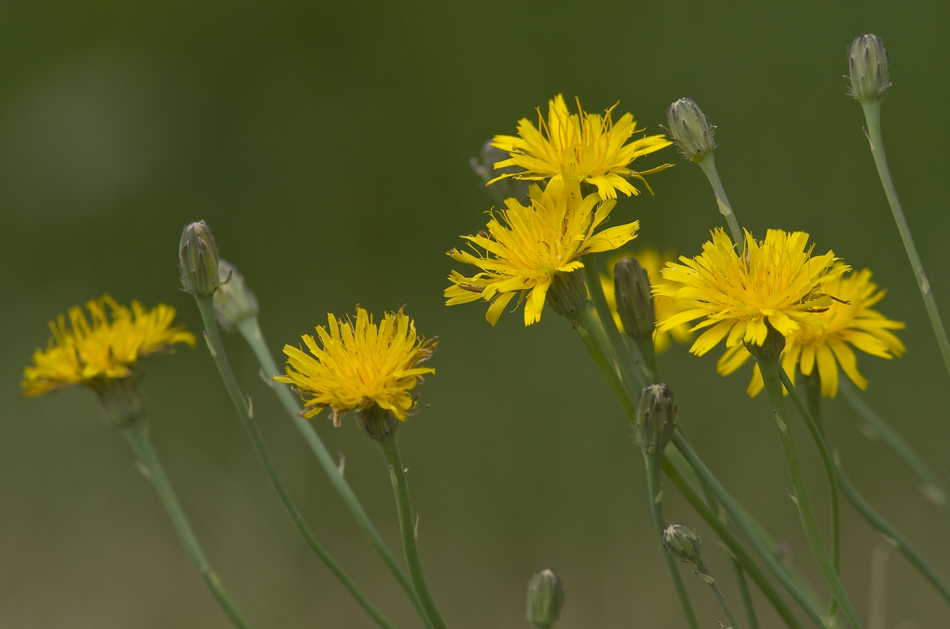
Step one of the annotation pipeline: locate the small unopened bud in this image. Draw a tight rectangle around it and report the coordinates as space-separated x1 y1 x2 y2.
665 98 716 161
179 221 222 297
470 140 531 205
546 271 588 321
613 257 655 341
356 404 400 441
527 569 564 629
663 523 702 565
635 384 676 454
848 34 890 103
744 321 786 363
213 260 259 331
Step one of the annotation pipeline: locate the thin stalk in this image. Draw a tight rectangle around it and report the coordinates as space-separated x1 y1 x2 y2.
378 434 449 629
757 358 862 629
697 154 743 245
696 560 741 629
646 452 699 629
861 100 950 381
574 304 640 419
194 299 396 629
234 316 434 629
122 419 255 629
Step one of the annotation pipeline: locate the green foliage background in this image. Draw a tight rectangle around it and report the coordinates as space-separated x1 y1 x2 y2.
3 1 950 627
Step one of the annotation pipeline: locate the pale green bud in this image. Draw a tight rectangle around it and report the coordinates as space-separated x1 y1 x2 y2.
613 257 655 341
635 384 676 454
666 98 716 161
527 569 564 629
179 221 222 297
213 259 258 332
663 523 702 565
848 34 890 103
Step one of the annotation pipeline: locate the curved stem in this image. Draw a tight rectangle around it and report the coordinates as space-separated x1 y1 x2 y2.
696 560 740 629
122 420 255 629
861 100 950 381
195 299 397 629
575 304 640 419
697 154 743 245
378 435 449 629
234 316 434 629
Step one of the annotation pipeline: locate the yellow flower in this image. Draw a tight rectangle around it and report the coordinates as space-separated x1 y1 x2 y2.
275 307 435 425
489 94 672 200
655 229 848 355
22 295 196 397
446 167 639 326
599 249 693 352
717 269 905 398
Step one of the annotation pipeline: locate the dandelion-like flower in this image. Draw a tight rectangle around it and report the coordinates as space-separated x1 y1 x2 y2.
489 94 672 200
21 295 196 397
655 229 848 355
599 249 693 352
718 269 905 397
275 307 435 426
446 167 639 326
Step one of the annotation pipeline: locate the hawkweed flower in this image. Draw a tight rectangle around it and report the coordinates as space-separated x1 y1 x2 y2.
656 229 848 355
718 269 905 397
489 94 672 200
275 307 435 429
446 166 638 326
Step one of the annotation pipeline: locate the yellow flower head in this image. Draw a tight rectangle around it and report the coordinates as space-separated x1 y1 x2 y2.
655 229 848 356
489 94 672 200
22 295 196 397
446 167 639 326
718 269 905 398
599 249 693 352
275 307 435 425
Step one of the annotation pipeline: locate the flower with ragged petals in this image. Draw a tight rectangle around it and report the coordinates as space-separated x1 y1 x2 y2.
717 269 905 397
275 307 435 426
489 94 672 200
21 295 196 397
655 229 848 355
446 167 639 326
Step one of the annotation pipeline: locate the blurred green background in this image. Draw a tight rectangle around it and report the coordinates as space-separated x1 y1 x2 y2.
3 1 950 627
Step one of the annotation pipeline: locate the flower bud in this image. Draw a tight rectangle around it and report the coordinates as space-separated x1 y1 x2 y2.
527 569 564 629
213 259 259 332
613 257 655 341
744 321 786 363
665 98 716 162
635 384 676 454
470 140 530 205
179 221 222 297
356 404 400 441
545 271 588 321
848 34 890 103
663 523 702 565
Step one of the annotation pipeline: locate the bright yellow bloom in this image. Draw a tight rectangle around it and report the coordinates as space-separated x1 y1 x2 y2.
21 296 196 397
275 307 435 425
598 249 693 352
655 229 848 355
446 167 639 326
717 269 905 398
489 94 672 200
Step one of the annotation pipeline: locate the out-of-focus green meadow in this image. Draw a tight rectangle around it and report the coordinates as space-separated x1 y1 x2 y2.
3 1 950 627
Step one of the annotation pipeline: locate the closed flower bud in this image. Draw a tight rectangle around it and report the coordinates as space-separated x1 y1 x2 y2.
665 98 716 161
527 569 564 629
744 322 786 363
213 259 259 332
848 34 890 103
179 221 222 297
545 271 588 321
635 384 676 454
663 523 702 565
470 140 530 205
613 257 655 341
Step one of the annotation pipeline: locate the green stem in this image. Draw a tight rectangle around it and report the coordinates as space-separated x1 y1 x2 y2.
234 317 434 629
646 452 699 629
122 420 255 629
838 379 950 520
195 300 396 629
757 359 862 629
697 154 743 245
575 304 640 419
861 100 950 381
696 560 741 629
378 434 449 629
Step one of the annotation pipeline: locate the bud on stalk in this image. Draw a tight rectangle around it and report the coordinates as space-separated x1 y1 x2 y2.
527 569 564 629
179 221 223 297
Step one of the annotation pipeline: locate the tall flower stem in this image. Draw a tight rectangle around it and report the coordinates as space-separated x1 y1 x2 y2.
377 434 449 629
695 559 740 629
194 298 397 629
756 358 862 629
122 419 255 629
697 154 743 245
232 316 434 629
861 100 950 380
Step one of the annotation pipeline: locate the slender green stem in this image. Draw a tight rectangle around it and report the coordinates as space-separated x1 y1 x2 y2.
122 420 255 629
697 154 743 245
194 300 396 629
861 100 950 380
696 560 741 629
378 434 449 629
646 452 699 629
838 379 950 519
757 359 861 629
575 304 640 419
234 317 435 629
